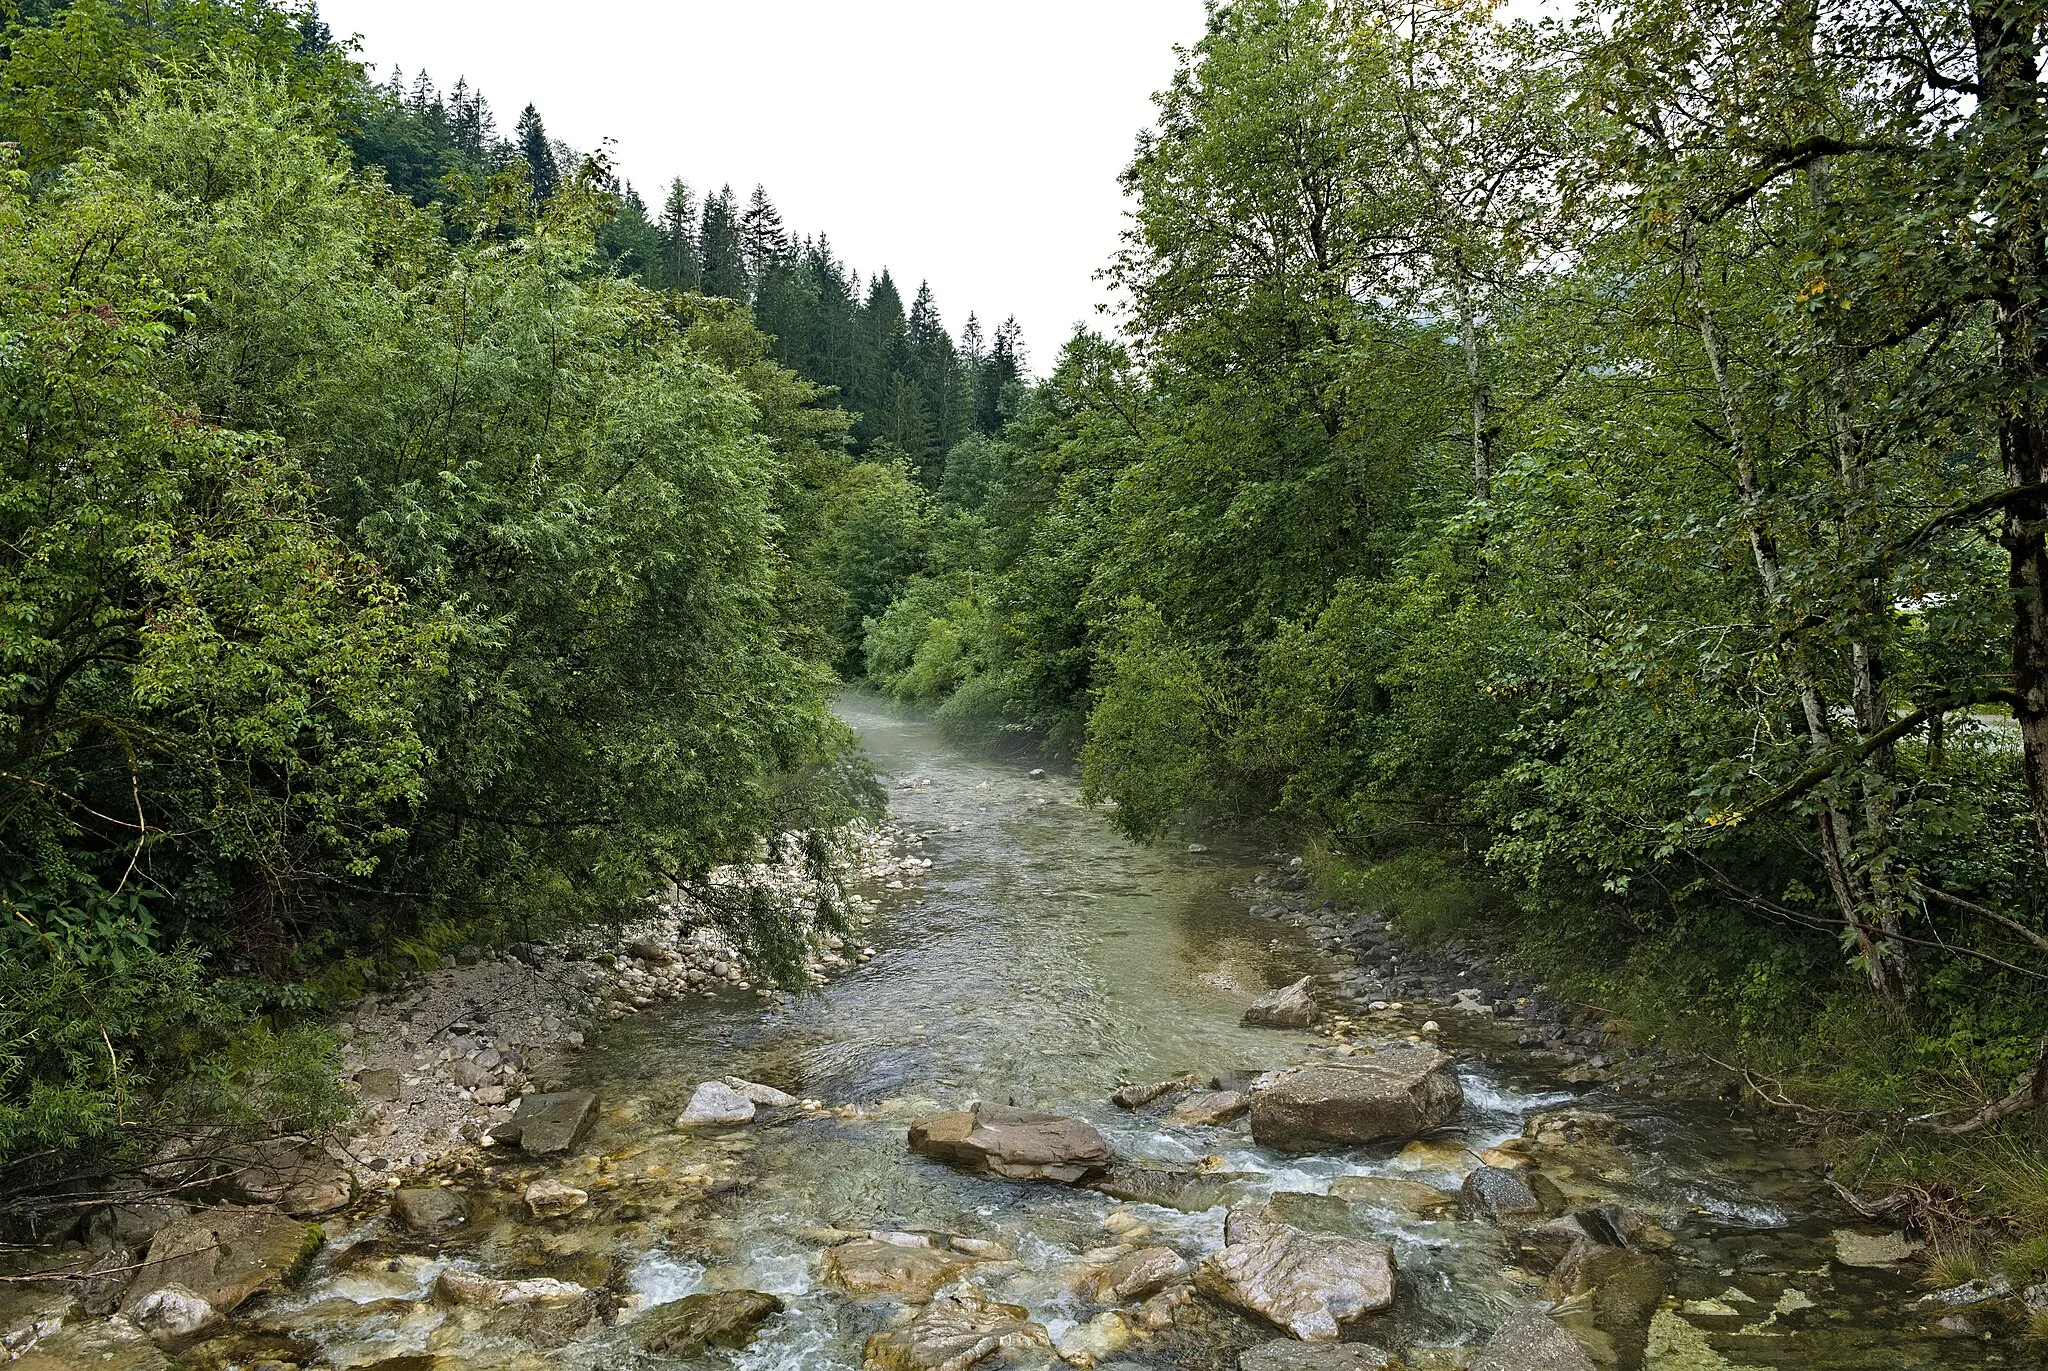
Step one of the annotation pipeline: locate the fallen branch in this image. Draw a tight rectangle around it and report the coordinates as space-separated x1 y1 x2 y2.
1905 1034 2048 1135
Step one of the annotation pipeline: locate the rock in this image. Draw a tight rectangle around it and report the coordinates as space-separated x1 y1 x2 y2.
1111 1075 1199 1110
1517 1207 1671 1273
126 1285 218 1341
907 1103 1115 1184
7 1317 170 1371
1240 1344 1397 1370
523 1179 589 1218
632 1289 784 1354
628 939 677 965
450 1060 490 1089
1915 1277 2012 1309
1547 1240 1667 1368
1247 1048 1464 1152
1326 1176 1459 1218
492 1090 596 1154
218 1137 351 1216
1244 976 1317 1029
723 1076 801 1108
391 1187 468 1232
1469 1305 1596 1371
1167 1090 1249 1128
1056 1310 1136 1367
1524 1110 1623 1146
862 1287 1051 1371
1832 1228 1922 1267
823 1238 982 1301
950 1236 1011 1260
1461 1167 1542 1223
677 1081 757 1126
122 1209 320 1316
432 1268 599 1344
1077 1246 1191 1303
0 1283 77 1359
1087 1164 1236 1210
1195 1210 1396 1341
355 1067 402 1101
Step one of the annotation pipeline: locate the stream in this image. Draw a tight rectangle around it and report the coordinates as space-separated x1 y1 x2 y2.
257 695 2013 1369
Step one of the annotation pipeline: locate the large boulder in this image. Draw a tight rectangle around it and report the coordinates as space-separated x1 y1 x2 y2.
1195 1210 1396 1341
122 1209 320 1316
908 1103 1114 1184
217 1137 352 1216
1470 1305 1597 1371
862 1286 1050 1371
823 1238 982 1301
1247 1049 1463 1152
1244 977 1317 1029
8 1318 170 1371
490 1091 596 1155
631 1289 784 1354
432 1267 601 1345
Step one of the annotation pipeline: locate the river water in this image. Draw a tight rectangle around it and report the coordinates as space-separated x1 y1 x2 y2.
270 695 2015 1369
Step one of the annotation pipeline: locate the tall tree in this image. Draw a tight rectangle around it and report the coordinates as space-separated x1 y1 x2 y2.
515 102 557 203
699 184 749 301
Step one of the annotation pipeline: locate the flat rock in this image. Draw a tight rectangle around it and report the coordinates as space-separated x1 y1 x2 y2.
908 1102 1114 1183
632 1289 784 1354
678 1081 757 1125
1327 1176 1459 1217
1832 1229 1922 1267
1245 976 1317 1029
433 1267 599 1344
1167 1090 1249 1127
8 1317 170 1371
355 1067 402 1101
1196 1210 1396 1341
1077 1246 1191 1303
122 1209 319 1315
1241 1343 1398 1370
862 1286 1050 1371
1249 1048 1463 1151
1470 1305 1597 1371
1087 1164 1236 1210
823 1238 982 1301
492 1090 596 1154
1461 1167 1542 1223
391 1187 468 1232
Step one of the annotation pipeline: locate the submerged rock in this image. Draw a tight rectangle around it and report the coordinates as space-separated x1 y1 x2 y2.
1087 1163 1237 1210
1076 1246 1191 1303
907 1103 1115 1183
391 1187 468 1232
1111 1076 1199 1110
1248 1048 1464 1151
491 1090 596 1155
1326 1176 1459 1218
1244 976 1317 1029
433 1267 600 1345
1461 1167 1542 1224
677 1081 757 1126
1470 1305 1596 1371
1167 1090 1250 1128
862 1286 1051 1371
122 1209 320 1316
1240 1343 1397 1370
823 1238 982 1301
1196 1209 1396 1341
631 1289 784 1354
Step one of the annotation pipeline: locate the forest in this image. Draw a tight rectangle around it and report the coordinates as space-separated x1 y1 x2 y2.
3 0 2048 1247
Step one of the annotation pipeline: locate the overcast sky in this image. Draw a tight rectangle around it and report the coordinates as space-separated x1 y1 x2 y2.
318 1 1212 371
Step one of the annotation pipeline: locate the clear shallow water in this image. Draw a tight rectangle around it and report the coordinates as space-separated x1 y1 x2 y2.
271 695 2014 1369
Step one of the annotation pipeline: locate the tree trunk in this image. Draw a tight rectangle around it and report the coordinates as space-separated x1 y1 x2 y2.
1973 1 2048 870
1454 274 1493 501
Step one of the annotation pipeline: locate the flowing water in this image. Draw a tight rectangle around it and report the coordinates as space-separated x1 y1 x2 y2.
266 695 2018 1369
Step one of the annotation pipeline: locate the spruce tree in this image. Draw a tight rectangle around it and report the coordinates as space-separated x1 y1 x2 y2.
740 184 791 280
658 178 700 291
699 185 749 302
515 103 559 204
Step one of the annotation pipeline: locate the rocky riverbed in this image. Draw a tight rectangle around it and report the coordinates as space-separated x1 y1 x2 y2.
0 695 2033 1369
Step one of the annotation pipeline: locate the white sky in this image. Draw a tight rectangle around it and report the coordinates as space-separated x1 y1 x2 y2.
318 1 1213 371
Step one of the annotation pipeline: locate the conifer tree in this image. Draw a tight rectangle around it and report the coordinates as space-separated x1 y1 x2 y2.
658 177 700 291
740 184 791 280
699 185 749 301
515 103 558 203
